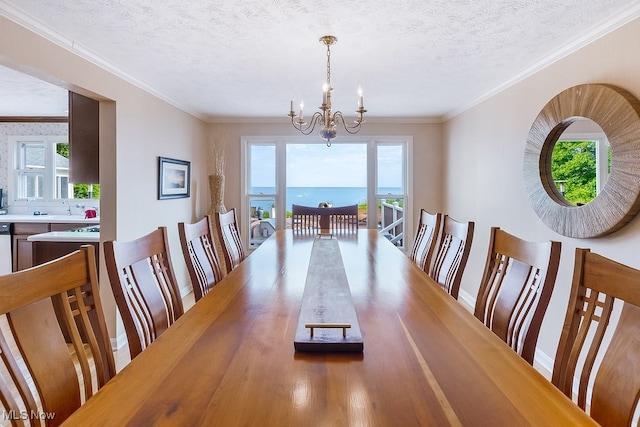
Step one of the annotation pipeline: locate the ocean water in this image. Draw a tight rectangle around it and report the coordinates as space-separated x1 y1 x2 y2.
250 187 402 213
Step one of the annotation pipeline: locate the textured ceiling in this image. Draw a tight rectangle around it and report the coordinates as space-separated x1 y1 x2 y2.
0 64 69 116
1 0 640 121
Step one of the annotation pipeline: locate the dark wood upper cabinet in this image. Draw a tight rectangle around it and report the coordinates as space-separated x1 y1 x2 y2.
69 91 99 184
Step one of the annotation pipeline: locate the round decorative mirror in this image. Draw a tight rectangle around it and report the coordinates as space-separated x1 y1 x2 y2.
524 84 640 238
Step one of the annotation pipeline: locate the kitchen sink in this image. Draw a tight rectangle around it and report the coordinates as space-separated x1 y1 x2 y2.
70 225 100 232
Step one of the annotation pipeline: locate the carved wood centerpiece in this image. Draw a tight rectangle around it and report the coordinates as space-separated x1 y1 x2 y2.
294 236 363 352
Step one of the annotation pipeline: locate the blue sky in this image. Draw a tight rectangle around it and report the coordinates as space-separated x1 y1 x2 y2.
250 143 403 188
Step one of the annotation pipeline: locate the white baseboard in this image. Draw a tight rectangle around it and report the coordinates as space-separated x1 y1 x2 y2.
110 332 128 352
534 348 554 380
457 288 475 313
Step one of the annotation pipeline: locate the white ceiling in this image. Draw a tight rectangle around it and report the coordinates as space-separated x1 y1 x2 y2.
1 0 640 121
0 64 69 116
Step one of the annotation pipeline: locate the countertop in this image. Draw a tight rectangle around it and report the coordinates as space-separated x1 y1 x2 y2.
27 231 100 243
0 214 99 224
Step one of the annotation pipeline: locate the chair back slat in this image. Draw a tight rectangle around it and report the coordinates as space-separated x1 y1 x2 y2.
327 205 359 233
591 302 640 424
179 215 224 301
429 215 474 298
216 208 246 273
408 209 442 271
474 227 560 365
553 248 640 426
291 204 321 234
0 246 115 425
104 227 184 359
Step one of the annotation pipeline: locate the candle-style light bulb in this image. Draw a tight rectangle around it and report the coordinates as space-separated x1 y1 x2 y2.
357 86 363 109
322 83 329 105
290 99 294 113
299 100 304 120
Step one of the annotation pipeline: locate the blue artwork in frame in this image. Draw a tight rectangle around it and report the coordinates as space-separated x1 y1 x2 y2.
158 156 191 199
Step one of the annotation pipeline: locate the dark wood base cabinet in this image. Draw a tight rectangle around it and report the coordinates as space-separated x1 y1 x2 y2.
12 222 92 271
31 240 99 267
12 223 48 271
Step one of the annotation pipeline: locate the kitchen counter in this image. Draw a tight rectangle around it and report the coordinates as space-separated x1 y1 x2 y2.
27 231 99 243
7 215 100 271
0 214 99 224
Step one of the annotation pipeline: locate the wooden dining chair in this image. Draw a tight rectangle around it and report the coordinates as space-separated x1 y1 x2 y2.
0 245 115 425
292 204 359 234
178 215 224 302
216 208 246 273
552 248 640 426
474 227 561 365
104 226 184 359
428 215 474 299
408 209 442 272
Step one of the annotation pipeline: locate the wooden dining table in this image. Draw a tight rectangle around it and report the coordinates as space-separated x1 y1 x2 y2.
63 229 596 426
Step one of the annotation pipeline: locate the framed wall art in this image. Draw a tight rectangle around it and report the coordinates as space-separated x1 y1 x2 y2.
158 156 191 199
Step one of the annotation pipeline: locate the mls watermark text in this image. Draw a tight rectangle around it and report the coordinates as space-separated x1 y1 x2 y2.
3 410 56 421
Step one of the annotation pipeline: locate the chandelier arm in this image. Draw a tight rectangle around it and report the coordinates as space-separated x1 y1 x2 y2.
291 112 324 135
333 112 365 134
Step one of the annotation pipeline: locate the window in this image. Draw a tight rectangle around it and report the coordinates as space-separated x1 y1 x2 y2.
11 136 99 202
552 131 610 206
243 137 411 249
15 141 46 199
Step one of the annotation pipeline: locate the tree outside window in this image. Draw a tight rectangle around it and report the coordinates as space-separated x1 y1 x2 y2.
551 140 609 205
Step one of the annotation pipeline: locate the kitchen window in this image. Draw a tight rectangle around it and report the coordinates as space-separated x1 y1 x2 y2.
10 136 99 202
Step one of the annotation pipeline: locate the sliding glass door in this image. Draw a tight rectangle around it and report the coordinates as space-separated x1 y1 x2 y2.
244 137 411 249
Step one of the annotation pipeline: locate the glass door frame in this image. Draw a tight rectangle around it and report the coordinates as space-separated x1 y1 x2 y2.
242 136 413 250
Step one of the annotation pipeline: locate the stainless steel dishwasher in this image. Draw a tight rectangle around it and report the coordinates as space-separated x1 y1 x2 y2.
0 222 11 275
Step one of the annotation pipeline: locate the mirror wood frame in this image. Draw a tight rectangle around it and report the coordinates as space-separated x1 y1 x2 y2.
524 84 640 238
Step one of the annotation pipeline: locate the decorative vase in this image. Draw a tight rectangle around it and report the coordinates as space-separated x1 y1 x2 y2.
208 174 227 215
208 174 228 274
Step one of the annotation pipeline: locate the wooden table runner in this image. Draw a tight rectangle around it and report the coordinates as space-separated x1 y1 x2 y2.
294 236 363 352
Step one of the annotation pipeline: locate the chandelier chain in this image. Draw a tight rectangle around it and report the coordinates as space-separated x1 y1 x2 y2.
326 43 331 85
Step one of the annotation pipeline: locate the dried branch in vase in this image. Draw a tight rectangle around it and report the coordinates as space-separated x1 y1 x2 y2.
208 136 226 176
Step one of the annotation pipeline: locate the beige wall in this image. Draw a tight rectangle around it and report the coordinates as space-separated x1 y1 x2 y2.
0 15 209 344
444 16 640 368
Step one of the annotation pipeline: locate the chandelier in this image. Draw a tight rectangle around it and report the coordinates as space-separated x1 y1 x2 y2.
288 35 367 146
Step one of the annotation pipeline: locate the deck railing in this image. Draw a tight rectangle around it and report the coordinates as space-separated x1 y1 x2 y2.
379 200 403 246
